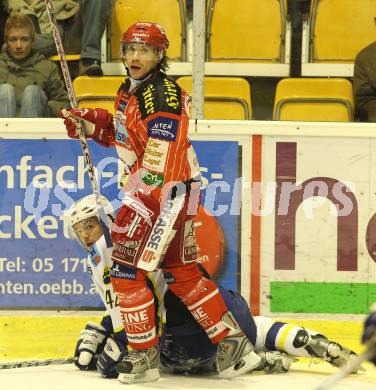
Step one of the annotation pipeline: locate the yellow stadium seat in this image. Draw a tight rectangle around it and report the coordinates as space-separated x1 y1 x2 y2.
309 0 376 63
73 76 126 114
176 76 252 120
109 0 187 62
206 0 287 62
273 78 354 121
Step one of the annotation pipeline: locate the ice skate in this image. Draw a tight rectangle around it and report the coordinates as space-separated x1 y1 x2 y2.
215 312 262 378
305 334 360 372
116 345 160 384
255 351 298 373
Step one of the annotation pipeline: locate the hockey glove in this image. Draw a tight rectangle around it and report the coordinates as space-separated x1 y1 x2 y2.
362 310 376 365
111 193 159 243
255 351 298 373
74 321 108 370
97 330 128 378
59 108 114 146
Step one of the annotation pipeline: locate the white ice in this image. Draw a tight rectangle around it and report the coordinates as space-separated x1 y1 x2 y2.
1 361 375 390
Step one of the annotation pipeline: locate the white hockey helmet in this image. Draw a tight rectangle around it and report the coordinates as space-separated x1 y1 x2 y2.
65 194 115 242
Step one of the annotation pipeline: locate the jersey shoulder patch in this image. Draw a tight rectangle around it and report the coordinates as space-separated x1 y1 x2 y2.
135 73 182 120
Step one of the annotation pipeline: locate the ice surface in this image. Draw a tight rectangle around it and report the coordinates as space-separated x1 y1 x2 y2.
1 360 375 390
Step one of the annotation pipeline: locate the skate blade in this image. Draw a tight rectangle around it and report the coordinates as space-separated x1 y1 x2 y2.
118 368 160 384
218 351 261 379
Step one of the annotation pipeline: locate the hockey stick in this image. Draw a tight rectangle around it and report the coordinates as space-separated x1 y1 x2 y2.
315 342 376 390
45 0 111 246
0 357 74 369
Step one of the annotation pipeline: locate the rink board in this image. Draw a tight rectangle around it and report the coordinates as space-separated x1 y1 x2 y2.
1 119 376 318
0 313 365 360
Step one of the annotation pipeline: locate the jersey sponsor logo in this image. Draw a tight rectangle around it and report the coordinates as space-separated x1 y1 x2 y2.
183 222 198 263
207 325 220 338
145 138 168 157
147 117 178 141
110 251 139 279
137 74 182 119
115 130 127 144
143 138 168 172
163 272 175 284
140 249 156 263
111 242 140 270
126 331 154 342
145 212 169 251
163 78 180 111
144 199 179 253
89 247 101 267
103 266 111 285
110 266 137 279
141 168 164 188
142 83 156 115
192 306 214 328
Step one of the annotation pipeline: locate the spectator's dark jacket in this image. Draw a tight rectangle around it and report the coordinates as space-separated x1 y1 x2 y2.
353 41 376 122
0 49 69 115
4 0 79 34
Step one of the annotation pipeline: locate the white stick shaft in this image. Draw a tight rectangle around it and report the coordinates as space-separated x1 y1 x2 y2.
315 349 372 390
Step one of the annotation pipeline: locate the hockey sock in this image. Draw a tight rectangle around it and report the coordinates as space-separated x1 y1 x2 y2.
111 266 157 350
164 263 230 344
255 317 318 357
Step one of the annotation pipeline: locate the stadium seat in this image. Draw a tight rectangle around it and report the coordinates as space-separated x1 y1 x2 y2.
273 78 354 121
206 0 288 62
108 0 187 62
73 76 126 114
176 76 252 120
309 0 376 63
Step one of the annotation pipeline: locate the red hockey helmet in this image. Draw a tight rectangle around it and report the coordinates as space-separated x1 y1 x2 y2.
121 22 169 51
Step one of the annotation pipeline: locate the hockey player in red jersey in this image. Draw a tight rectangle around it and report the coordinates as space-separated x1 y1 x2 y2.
65 194 361 380
59 22 261 384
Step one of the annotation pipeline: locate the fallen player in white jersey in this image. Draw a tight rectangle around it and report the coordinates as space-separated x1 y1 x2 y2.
64 195 360 380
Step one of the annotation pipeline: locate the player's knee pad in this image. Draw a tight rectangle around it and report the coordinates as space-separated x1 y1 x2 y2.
164 264 229 343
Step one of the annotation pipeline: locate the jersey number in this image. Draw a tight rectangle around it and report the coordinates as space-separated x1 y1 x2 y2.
105 290 119 309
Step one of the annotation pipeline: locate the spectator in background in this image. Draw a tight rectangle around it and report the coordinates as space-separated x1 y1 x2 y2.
0 4 8 48
353 41 376 122
0 13 69 117
4 0 115 76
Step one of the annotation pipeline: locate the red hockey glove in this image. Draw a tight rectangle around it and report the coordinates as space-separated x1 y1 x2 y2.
59 108 114 146
111 193 159 243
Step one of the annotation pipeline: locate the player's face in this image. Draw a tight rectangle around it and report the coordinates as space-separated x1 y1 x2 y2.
7 27 33 60
73 217 103 250
124 43 159 79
